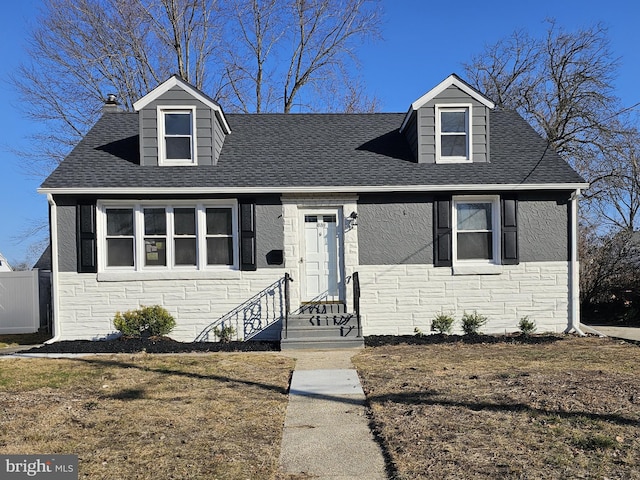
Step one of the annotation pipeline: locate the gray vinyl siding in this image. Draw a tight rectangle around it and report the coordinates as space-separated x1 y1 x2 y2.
402 112 419 161
358 194 433 265
417 85 490 164
138 86 224 166
140 107 158 166
213 119 226 164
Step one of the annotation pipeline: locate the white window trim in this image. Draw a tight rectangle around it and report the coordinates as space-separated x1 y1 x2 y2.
452 195 500 268
435 104 472 163
157 106 198 166
97 200 238 273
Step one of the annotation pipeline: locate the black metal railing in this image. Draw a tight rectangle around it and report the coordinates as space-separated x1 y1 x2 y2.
195 276 288 342
283 272 291 339
353 271 362 337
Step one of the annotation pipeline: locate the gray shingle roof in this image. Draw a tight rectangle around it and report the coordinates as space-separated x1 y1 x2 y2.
41 109 585 190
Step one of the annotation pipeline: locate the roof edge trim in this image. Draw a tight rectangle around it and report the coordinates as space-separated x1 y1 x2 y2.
400 74 495 132
133 75 231 134
38 182 590 196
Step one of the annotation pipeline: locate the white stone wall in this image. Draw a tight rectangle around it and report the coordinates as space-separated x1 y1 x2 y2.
56 270 286 341
56 261 569 340
357 262 570 335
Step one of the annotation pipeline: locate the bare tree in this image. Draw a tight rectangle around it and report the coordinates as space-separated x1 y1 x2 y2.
580 226 640 324
13 0 381 175
465 20 640 323
465 20 625 171
222 0 284 113
463 20 640 228
281 0 381 113
220 0 381 113
586 127 640 232
13 0 222 174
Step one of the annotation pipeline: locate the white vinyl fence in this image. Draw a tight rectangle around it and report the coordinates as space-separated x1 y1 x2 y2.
0 270 40 334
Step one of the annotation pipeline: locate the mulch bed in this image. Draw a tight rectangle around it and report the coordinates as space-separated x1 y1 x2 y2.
365 333 568 347
17 332 573 354
22 336 280 354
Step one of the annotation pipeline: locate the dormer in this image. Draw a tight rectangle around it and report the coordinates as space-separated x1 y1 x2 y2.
133 75 231 166
400 74 494 164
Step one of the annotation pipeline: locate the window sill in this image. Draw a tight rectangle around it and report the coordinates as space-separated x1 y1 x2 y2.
452 264 503 276
436 158 472 164
97 269 241 282
158 160 198 166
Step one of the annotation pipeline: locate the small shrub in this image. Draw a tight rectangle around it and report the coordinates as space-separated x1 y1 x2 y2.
461 311 488 335
414 327 425 337
113 305 176 337
213 324 236 343
518 316 537 335
431 313 455 335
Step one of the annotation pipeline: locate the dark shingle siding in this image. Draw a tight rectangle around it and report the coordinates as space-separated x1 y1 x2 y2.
41 110 585 190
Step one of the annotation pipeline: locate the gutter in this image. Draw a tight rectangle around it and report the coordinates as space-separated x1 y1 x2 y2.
38 182 590 196
44 194 62 344
567 188 585 336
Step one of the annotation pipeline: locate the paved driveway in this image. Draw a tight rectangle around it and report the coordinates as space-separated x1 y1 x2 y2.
585 325 640 342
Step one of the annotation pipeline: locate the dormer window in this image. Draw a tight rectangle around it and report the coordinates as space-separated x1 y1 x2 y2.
436 104 472 163
158 107 197 165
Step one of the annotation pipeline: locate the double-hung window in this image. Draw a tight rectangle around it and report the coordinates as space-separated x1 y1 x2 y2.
144 208 167 266
105 208 135 267
174 208 197 266
159 107 196 165
100 202 237 271
206 208 234 265
436 105 471 163
452 196 500 264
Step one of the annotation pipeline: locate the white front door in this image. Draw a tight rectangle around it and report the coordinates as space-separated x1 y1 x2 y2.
301 210 342 302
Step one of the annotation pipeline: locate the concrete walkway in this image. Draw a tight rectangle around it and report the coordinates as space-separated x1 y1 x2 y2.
278 349 387 479
584 325 640 342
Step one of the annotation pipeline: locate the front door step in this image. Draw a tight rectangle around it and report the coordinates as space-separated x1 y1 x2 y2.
281 309 363 350
298 302 347 315
281 337 364 350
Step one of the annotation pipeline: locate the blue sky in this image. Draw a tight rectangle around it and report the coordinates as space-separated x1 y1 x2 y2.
1 0 638 266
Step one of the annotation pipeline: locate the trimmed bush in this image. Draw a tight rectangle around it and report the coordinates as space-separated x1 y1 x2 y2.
113 305 176 337
461 310 488 335
518 316 537 335
431 313 455 335
213 324 236 343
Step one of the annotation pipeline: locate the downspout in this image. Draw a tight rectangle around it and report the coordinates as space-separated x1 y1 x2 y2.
45 194 62 344
568 188 585 336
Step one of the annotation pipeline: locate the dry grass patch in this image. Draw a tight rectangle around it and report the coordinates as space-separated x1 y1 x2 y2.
354 336 640 479
0 353 293 479
0 332 51 349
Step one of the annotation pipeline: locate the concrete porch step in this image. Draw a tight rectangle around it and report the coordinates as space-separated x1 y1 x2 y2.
281 336 364 350
296 303 347 315
281 311 363 350
286 313 356 328
284 324 360 339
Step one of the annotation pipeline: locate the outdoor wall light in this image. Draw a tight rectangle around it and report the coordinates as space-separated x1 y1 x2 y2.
347 211 358 228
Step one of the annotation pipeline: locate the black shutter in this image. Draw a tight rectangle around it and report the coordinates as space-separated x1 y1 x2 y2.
501 196 519 265
434 196 452 267
239 201 257 271
77 202 97 273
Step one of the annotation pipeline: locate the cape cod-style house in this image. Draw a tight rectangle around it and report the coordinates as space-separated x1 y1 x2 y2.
39 74 588 348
